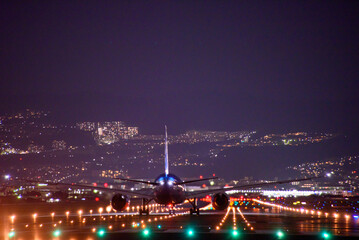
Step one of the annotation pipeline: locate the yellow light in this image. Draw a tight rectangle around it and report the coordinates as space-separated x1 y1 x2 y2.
10 215 15 224
106 206 112 213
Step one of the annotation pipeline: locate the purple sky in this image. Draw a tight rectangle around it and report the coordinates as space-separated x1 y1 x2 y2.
1 1 358 133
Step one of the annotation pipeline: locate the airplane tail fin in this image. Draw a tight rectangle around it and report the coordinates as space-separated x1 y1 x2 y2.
165 126 169 176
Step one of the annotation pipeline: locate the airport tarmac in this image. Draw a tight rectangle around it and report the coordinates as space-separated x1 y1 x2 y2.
1 200 359 239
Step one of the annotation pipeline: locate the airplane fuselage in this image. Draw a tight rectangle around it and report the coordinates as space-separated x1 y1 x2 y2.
153 173 186 205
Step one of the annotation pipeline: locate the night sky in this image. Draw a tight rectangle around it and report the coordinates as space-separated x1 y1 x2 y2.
1 1 358 134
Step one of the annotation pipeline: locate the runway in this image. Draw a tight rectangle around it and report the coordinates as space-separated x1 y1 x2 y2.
2 199 359 239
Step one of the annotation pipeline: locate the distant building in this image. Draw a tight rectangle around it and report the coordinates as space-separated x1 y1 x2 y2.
124 127 139 139
94 122 139 145
101 169 128 178
27 144 44 153
76 122 96 131
52 140 67 151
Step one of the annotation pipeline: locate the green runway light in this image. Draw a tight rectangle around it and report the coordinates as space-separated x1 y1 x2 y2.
187 229 194 236
322 232 331 239
53 229 61 237
232 230 239 237
157 225 162 229
143 228 150 236
8 231 15 238
97 229 106 237
276 230 284 238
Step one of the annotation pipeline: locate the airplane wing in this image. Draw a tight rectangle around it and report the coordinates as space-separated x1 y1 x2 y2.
113 177 158 185
16 178 153 198
185 176 320 198
176 177 218 185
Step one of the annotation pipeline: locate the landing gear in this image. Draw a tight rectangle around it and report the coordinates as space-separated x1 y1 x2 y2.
139 208 149 215
139 198 151 216
190 207 200 215
189 198 200 215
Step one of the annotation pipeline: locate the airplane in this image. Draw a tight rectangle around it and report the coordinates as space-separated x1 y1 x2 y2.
11 126 320 215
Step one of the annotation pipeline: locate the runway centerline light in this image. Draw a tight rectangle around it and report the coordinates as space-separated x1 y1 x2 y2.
157 225 162 229
187 229 194 237
232 230 239 237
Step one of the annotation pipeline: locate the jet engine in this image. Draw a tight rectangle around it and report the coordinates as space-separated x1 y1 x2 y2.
212 193 229 210
111 194 130 211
